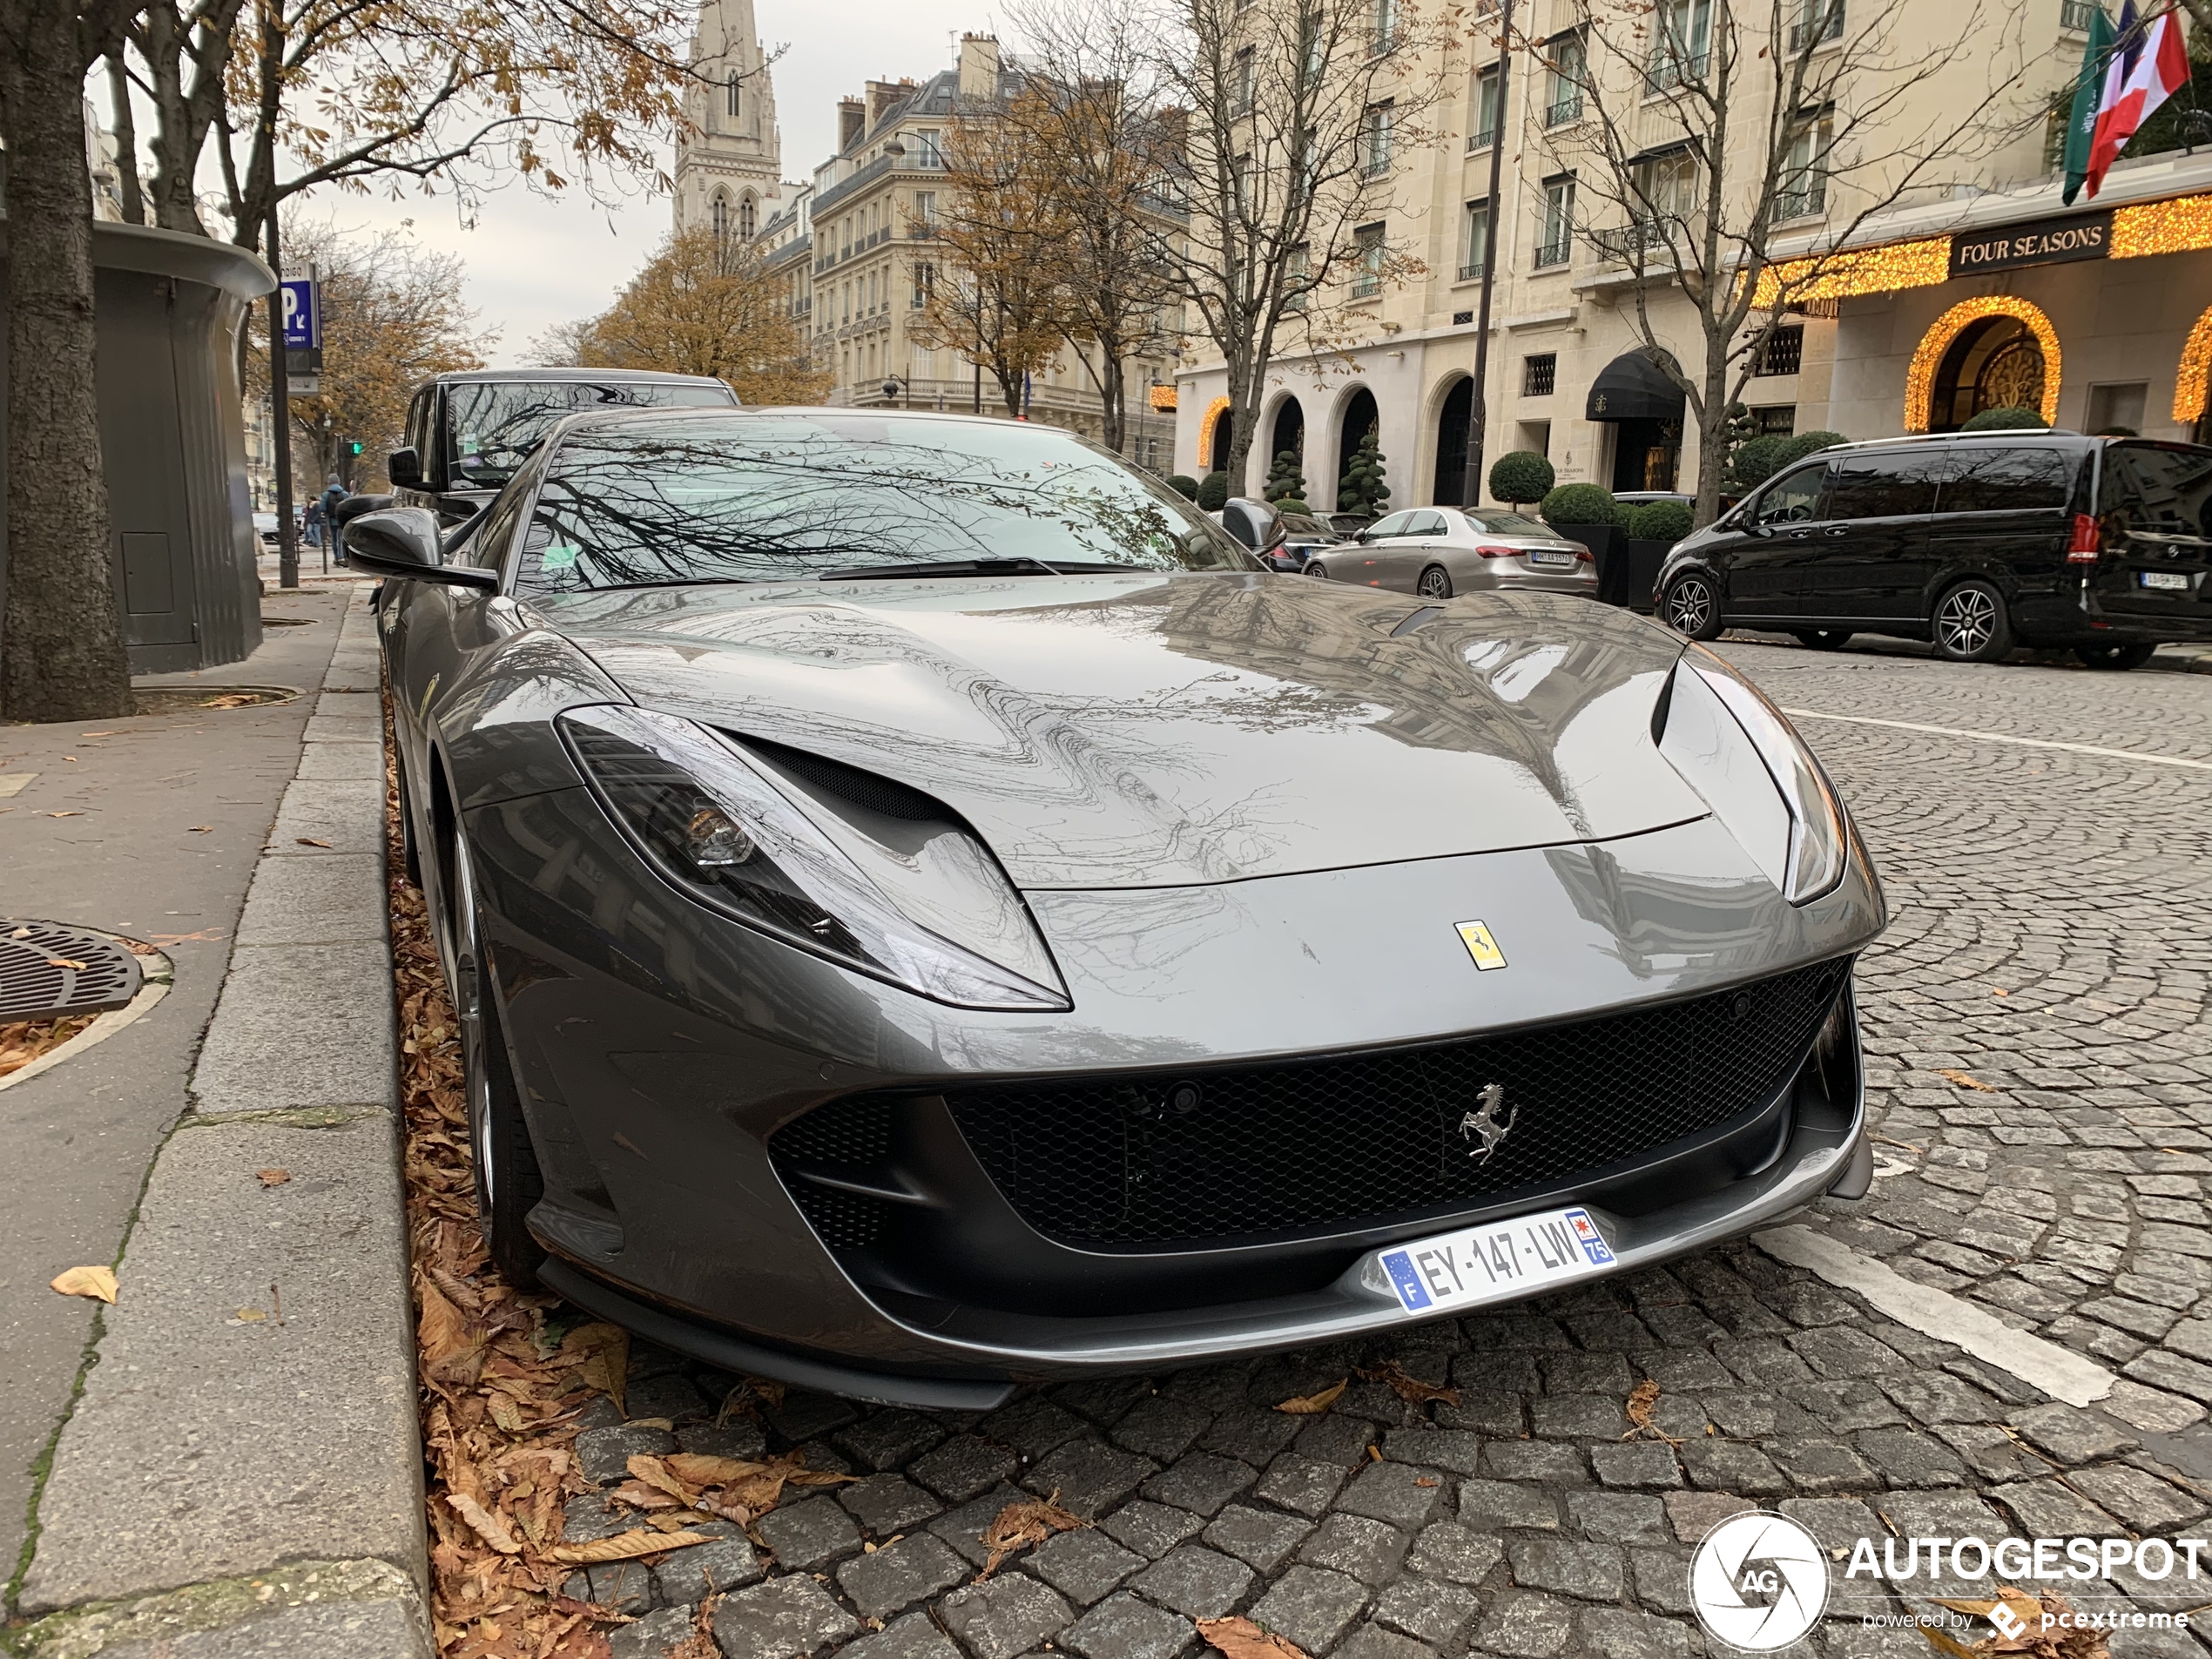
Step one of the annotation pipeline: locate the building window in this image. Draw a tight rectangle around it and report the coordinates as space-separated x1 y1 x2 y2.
913 190 937 234
1468 65 1501 150
738 193 757 239
1544 33 1584 125
1285 242 1312 311
1776 111 1831 220
1755 326 1804 376
1458 200 1489 281
1361 102 1394 176
726 74 741 119
1648 0 1711 91
914 129 942 168
1233 47 1256 113
711 191 730 240
912 263 934 307
1753 405 1797 435
1524 354 1557 396
1536 176 1574 267
1788 0 1844 51
1372 0 1398 55
1351 222 1385 300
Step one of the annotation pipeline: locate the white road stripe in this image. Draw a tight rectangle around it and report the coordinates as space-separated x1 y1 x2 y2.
1781 707 2212 772
1754 1224 2114 1408
0 772 36 798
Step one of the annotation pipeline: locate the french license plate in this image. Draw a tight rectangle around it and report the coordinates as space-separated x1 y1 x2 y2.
1528 549 1575 567
1377 1206 1616 1316
2139 570 2192 591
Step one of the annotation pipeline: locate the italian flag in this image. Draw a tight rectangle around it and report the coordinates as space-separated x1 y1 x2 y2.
2064 3 2191 204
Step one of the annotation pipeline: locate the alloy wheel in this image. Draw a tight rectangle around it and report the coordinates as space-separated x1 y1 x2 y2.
1418 566 1452 599
1666 577 1712 637
1937 587 1998 657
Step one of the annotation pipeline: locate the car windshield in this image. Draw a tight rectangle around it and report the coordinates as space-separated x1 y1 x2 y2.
2104 442 2212 539
447 380 734 486
1278 514 1325 534
516 414 1258 595
1464 512 1554 537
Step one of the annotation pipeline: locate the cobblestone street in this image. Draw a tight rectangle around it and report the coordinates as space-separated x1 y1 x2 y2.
563 639 2212 1659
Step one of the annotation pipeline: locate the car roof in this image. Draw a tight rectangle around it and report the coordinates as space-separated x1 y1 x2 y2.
543 404 1087 437
1821 429 2091 455
429 367 731 388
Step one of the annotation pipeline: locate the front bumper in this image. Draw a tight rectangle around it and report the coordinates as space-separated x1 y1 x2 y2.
464 788 1882 1407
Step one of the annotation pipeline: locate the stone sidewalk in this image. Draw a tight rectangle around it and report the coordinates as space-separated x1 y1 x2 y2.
7 589 429 1657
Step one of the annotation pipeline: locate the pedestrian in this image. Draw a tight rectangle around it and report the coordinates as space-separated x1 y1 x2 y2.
320 476 349 566
302 497 323 549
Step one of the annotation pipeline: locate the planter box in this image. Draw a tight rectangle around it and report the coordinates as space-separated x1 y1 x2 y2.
1550 523 1628 604
1617 538 1675 613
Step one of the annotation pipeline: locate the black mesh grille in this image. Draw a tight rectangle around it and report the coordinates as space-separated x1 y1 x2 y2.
946 960 1851 1246
770 1094 894 1248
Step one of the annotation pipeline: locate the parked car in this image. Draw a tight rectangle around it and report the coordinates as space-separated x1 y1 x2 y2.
390 367 738 528
253 511 280 548
1307 506 1597 599
349 404 1880 1406
1220 500 1342 572
1326 511 1375 537
1656 432 2212 668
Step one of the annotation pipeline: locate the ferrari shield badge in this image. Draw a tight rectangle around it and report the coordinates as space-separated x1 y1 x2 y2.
1455 920 1507 971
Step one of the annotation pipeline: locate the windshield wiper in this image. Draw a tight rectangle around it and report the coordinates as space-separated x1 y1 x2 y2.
576 577 762 592
819 556 1149 580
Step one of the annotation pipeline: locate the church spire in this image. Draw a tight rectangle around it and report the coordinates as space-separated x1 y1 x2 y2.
673 0 781 242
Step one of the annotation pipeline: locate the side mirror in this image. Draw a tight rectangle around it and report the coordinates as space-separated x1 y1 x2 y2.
345 507 497 590
387 447 422 488
1220 497 1285 553
331 493 393 527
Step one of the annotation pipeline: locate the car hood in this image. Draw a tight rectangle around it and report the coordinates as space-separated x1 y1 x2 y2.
536 572 1707 890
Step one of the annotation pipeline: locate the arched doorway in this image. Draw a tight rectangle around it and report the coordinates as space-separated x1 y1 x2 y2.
1931 317 2047 432
1433 377 1473 505
2173 305 2211 442
1209 409 1235 474
1269 397 1305 494
1336 387 1379 509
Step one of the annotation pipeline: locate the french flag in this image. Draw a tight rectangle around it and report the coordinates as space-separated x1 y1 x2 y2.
2084 3 2191 199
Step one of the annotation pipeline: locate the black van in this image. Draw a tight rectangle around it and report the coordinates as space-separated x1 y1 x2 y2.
390 368 737 527
1655 433 2212 670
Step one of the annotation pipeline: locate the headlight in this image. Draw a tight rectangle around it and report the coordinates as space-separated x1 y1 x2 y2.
1657 647 1849 906
558 705 1069 1011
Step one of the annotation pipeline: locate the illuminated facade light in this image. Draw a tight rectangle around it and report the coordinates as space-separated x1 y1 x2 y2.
1150 383 1180 411
1197 395 1231 466
1752 236 1952 308
2112 194 2212 260
2177 307 2212 425
1903 296 2062 432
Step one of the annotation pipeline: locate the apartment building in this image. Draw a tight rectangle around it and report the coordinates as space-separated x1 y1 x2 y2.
752 34 1177 463
1175 0 2212 511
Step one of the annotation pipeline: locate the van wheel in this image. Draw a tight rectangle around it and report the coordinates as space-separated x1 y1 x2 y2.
1932 580 2014 664
1662 572 1724 640
1792 630 1852 651
2074 642 2156 671
1417 565 1453 600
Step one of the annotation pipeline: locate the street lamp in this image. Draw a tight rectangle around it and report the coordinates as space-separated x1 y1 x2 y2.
881 373 907 409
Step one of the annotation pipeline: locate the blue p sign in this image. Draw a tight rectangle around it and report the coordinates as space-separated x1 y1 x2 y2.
280 279 319 349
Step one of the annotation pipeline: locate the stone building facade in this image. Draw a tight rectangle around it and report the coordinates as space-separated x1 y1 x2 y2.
671 0 784 246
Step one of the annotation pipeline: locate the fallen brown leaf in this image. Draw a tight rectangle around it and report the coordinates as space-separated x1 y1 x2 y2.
1274 1379 1347 1414
545 1527 714 1564
44 958 89 971
1938 1069 1998 1094
1356 1360 1460 1407
561 1322 631 1418
187 825 212 833
1927 1586 2108 1657
51 1264 118 1303
1624 1379 1683 1445
978 1493 1085 1579
1197 1615 1311 1659
447 1491 523 1554
664 1453 770 1487
234 1307 268 1323
256 1168 290 1187
295 836 334 848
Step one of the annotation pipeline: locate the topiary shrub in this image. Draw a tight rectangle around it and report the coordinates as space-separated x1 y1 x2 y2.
1730 435 1791 491
1625 500 1694 543
1197 470 1231 511
1264 449 1307 503
1167 474 1199 500
1540 482 1625 528
1488 450 1556 509
1960 406 2047 431
1275 497 1312 515
1338 427 1392 516
1773 429 1848 470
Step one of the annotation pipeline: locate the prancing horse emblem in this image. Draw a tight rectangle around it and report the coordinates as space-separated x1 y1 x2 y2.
1460 1082 1516 1163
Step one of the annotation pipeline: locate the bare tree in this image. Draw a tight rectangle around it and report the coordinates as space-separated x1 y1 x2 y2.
1534 0 2033 522
1143 0 1454 489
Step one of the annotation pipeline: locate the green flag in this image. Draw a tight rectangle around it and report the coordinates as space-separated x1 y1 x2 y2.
2062 6 2115 206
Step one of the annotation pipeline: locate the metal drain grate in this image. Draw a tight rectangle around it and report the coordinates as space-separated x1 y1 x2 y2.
0 921 142 1023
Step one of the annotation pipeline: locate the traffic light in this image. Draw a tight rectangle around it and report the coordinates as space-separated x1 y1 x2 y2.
346 441 363 456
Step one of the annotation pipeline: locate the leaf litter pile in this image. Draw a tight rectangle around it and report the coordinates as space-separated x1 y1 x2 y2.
386 715 846 1657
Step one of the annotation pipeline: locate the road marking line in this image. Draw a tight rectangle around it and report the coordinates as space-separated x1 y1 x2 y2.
1781 707 2212 772
0 772 36 797
1754 1223 2114 1408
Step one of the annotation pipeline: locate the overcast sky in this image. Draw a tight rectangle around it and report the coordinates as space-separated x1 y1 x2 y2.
325 0 995 359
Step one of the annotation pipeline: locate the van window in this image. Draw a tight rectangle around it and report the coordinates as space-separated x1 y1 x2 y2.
1934 447 2072 514
447 380 737 487
1751 462 1827 527
2101 443 2212 539
1826 455 1939 519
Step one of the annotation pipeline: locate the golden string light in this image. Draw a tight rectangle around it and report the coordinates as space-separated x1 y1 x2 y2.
2176 307 2212 425
1903 297 2062 432
1197 395 1231 465
1752 236 1952 308
1150 383 1180 411
2113 194 2212 260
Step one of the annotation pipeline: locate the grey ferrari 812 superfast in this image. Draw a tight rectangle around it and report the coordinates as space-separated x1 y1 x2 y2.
347 407 1883 1408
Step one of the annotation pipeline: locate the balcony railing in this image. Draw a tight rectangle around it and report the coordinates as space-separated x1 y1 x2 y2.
2059 0 2099 29
1466 124 1496 151
1789 0 1845 49
1772 182 1826 221
1646 48 1710 91
1534 234 1571 268
1544 91 1581 126
1456 261 1486 281
1350 272 1382 299
1594 219 1669 262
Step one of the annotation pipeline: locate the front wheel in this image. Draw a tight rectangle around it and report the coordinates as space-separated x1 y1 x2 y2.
1792 629 1852 651
1662 572 1724 640
1931 579 2014 664
451 833 546 1287
2075 642 2156 671
1417 564 1453 600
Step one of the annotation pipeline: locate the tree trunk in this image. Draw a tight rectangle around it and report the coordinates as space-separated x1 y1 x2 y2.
106 52 145 224
0 3 135 722
994 366 1022 419
1097 351 1125 453
1694 347 1730 527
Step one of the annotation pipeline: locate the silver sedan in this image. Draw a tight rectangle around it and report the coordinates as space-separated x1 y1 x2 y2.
1308 507 1596 599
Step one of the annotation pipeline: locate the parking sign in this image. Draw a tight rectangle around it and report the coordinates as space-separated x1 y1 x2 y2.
280 279 320 349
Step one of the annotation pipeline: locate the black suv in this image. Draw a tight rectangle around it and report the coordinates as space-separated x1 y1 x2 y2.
1655 433 2212 670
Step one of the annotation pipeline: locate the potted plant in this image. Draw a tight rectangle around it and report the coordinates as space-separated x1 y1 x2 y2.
1539 482 1629 600
1619 499 1695 613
